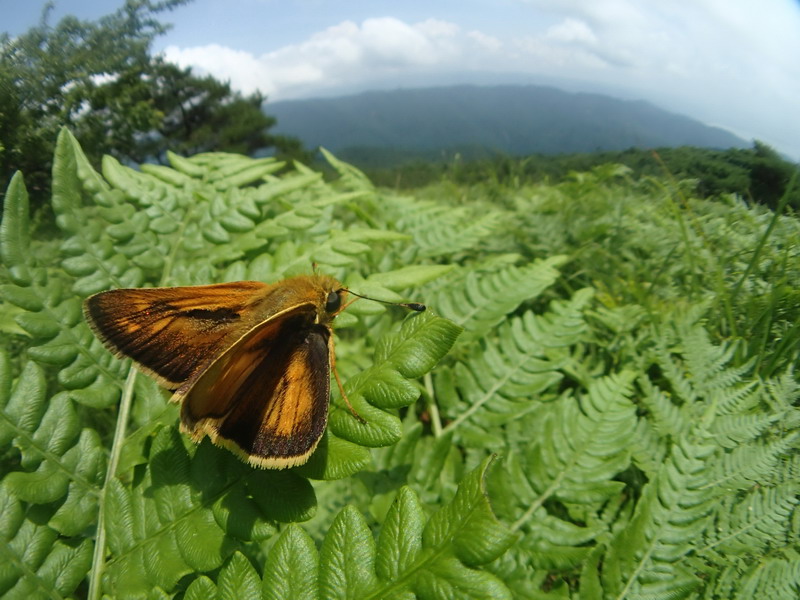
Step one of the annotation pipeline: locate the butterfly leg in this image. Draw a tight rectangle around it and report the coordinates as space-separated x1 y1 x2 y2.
330 341 367 424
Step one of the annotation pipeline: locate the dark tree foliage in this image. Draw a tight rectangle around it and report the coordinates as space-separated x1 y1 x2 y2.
0 0 308 217
80 59 305 165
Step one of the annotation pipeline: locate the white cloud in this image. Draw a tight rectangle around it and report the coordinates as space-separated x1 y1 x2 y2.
467 30 502 52
545 18 596 44
358 17 460 66
164 17 470 99
163 44 275 95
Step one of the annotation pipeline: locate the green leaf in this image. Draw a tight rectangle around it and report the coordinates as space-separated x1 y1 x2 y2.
0 484 93 600
218 552 262 600
0 284 44 311
375 311 463 379
375 486 425 581
0 172 33 284
293 432 373 481
185 576 219 600
422 457 516 567
262 525 320 600
329 312 461 448
0 359 48 449
320 506 381 599
365 265 455 289
15 311 61 339
311 457 514 600
244 468 318 523
141 163 195 186
48 429 105 536
167 150 206 177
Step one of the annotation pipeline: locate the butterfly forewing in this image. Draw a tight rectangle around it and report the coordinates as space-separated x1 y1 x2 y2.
179 309 332 468
84 281 272 388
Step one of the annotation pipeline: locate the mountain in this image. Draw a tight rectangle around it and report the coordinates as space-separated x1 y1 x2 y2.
266 84 748 164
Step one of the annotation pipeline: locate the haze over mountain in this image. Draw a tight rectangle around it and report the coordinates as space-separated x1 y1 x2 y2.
267 85 748 164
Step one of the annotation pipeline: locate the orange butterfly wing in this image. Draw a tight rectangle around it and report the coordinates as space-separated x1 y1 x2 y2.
84 281 270 388
177 306 332 468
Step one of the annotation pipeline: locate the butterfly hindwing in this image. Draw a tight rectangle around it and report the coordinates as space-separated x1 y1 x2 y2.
178 308 332 469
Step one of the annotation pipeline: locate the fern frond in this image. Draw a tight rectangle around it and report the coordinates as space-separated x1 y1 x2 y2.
174 152 285 188
599 438 716 599
0 349 106 541
599 318 800 598
0 173 33 284
0 483 94 600
704 435 799 492
2 130 463 598
729 555 800 600
304 311 461 479
6 125 798 598
432 256 568 344
708 412 780 448
154 458 514 599
495 371 637 569
320 147 376 192
764 371 800 416
440 288 593 435
702 481 800 556
656 322 754 411
383 196 511 259
365 411 464 517
102 426 297 596
295 457 515 599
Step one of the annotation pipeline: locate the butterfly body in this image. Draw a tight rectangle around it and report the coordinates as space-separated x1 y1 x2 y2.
84 274 347 469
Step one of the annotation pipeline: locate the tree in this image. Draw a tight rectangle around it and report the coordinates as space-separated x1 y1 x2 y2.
748 141 799 210
0 0 308 216
77 58 309 165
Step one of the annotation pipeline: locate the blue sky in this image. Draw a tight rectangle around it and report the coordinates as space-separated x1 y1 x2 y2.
6 0 800 159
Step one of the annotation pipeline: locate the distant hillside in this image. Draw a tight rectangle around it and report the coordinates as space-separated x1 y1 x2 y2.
267 85 748 165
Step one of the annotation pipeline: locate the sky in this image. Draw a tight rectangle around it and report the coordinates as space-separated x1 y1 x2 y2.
5 0 800 159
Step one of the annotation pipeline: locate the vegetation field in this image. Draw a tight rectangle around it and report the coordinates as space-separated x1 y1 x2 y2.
1 129 799 599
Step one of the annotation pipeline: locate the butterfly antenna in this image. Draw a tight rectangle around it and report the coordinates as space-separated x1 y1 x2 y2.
346 290 426 312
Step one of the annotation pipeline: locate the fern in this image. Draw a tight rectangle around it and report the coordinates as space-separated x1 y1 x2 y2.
0 130 466 598
102 427 309 595
484 371 637 587
702 481 799 556
166 457 513 600
437 288 594 437
381 195 511 260
592 319 800 599
429 257 568 343
0 482 94 600
3 127 799 598
720 556 800 600
597 438 715 599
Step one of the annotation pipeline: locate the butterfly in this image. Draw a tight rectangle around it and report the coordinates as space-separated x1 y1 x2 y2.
84 273 424 469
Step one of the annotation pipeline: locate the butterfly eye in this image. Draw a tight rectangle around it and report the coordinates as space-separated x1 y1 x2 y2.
325 291 341 313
